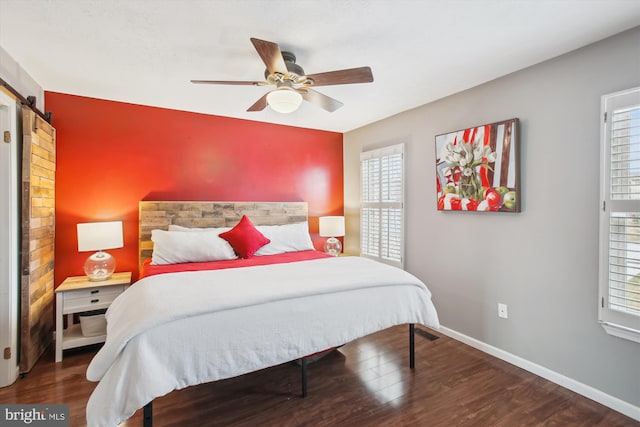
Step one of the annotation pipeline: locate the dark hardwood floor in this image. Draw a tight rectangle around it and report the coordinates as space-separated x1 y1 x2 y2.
0 325 637 426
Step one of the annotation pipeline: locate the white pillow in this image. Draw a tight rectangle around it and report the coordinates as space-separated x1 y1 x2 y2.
168 224 229 232
151 229 237 265
254 222 314 256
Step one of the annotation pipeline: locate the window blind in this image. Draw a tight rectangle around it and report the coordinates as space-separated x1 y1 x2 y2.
608 213 640 316
360 144 404 268
599 86 640 342
610 105 640 200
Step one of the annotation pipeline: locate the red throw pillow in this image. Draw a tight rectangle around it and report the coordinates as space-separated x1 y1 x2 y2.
219 215 270 258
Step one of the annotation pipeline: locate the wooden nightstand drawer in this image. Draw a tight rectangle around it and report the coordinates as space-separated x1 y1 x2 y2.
63 285 125 313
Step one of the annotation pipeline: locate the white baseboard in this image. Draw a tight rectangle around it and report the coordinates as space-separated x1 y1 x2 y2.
437 325 640 422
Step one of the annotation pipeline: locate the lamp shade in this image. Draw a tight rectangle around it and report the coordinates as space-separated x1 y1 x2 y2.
319 216 345 237
77 221 124 252
267 88 303 113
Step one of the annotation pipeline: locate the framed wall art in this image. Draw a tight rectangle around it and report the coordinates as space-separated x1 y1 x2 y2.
435 118 520 212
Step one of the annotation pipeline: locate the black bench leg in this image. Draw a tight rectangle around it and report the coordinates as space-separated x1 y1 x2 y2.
143 402 152 427
409 323 415 369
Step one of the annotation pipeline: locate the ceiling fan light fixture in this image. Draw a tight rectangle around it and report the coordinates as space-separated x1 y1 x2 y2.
192 38 373 113
267 88 303 113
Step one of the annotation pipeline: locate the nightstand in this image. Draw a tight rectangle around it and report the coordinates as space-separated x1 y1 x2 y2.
55 272 131 362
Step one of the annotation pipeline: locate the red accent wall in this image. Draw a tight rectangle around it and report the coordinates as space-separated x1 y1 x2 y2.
46 92 344 285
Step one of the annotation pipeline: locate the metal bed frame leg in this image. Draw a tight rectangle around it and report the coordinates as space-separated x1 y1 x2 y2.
143 402 152 427
409 323 415 369
301 358 308 398
140 326 418 425
141 326 416 424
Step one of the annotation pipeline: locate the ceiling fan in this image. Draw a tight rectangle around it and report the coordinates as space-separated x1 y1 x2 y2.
191 38 374 113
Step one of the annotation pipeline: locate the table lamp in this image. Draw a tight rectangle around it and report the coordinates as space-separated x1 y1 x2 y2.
77 221 124 281
319 216 345 256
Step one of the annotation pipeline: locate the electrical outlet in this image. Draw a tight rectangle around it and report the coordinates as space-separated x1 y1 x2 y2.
498 303 508 319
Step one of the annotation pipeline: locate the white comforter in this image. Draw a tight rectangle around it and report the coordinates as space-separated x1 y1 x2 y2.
86 256 439 426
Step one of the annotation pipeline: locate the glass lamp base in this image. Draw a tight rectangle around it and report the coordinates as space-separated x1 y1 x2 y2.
324 237 342 257
84 251 116 281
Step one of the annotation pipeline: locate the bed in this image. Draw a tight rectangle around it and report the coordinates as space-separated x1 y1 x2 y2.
85 201 440 427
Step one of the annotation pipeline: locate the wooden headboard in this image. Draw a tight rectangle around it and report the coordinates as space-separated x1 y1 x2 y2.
139 201 308 267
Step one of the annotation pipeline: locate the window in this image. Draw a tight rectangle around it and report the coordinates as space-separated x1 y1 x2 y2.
360 143 404 268
599 86 640 343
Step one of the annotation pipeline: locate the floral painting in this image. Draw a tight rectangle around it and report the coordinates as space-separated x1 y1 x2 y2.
435 118 520 212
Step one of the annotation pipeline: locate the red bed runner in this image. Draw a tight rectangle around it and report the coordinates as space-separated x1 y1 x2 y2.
139 250 332 279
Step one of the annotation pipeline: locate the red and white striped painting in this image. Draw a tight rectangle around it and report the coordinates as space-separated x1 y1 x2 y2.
435 118 520 212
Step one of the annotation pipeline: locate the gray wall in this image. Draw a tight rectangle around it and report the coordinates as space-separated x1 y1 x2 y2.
345 27 640 407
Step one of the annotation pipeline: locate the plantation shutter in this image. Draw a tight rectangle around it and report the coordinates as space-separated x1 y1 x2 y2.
360 144 404 268
599 86 640 342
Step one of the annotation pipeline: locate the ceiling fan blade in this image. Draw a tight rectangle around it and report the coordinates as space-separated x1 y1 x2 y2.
304 66 374 87
247 92 270 112
191 80 266 86
299 89 343 112
250 38 288 75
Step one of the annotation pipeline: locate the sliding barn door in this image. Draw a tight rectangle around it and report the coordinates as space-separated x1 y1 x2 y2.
20 107 55 373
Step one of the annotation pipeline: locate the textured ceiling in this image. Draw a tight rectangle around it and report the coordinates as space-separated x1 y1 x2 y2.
1 0 639 132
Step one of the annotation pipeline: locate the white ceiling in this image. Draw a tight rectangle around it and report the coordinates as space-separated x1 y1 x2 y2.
1 0 639 133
